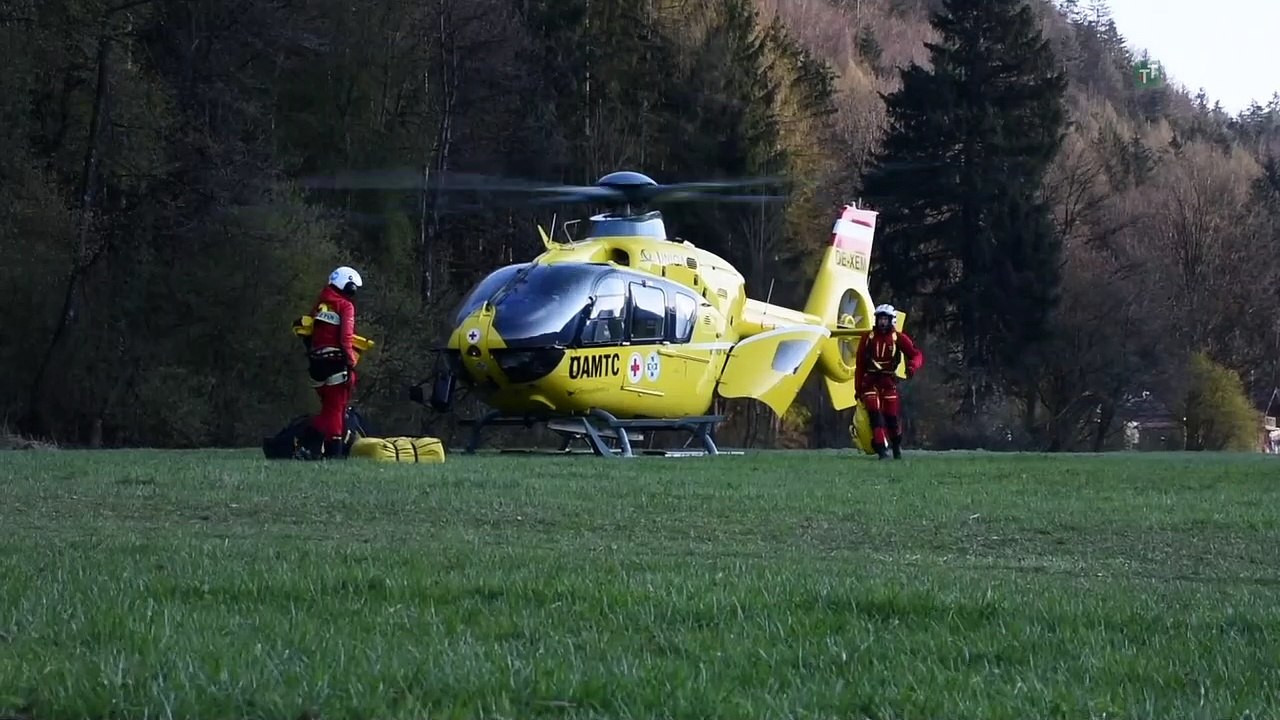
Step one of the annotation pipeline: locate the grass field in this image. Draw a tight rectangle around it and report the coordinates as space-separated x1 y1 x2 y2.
3 448 1279 719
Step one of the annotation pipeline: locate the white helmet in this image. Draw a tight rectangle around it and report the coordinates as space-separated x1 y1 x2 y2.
329 266 363 295
873 303 896 317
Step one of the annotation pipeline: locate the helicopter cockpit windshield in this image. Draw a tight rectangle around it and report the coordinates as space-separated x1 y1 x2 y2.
488 263 614 347
452 262 531 326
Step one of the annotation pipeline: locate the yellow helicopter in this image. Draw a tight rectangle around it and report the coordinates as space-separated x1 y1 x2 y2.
368 170 913 457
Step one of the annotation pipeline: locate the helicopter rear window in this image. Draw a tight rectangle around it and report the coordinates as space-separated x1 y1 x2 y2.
673 292 697 342
489 263 604 347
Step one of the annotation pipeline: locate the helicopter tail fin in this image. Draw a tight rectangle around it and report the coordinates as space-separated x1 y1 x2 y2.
802 204 879 411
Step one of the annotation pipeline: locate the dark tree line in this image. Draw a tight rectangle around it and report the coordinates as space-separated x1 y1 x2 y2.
1 0 841 447
3 0 1278 450
860 0 1280 450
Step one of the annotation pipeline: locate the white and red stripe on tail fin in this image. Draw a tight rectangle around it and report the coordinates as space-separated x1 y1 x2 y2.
830 205 877 257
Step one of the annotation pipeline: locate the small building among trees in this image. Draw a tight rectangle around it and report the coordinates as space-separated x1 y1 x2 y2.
1121 392 1183 451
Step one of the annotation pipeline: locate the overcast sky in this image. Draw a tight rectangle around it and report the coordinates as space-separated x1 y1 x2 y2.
1105 0 1279 115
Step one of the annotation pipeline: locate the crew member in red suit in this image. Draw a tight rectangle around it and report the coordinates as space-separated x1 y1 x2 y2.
855 304 924 460
298 266 363 460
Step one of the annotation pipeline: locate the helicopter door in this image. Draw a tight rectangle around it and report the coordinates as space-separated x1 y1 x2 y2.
714 326 828 417
620 282 669 395
578 273 628 346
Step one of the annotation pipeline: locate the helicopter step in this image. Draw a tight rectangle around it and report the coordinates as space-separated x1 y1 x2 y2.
461 408 724 458
546 419 644 443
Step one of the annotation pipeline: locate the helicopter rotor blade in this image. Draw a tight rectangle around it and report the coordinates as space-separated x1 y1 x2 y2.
298 168 431 190
651 177 788 193
619 177 790 206
423 172 626 200
649 192 789 204
296 168 791 209
299 168 609 194
299 169 632 205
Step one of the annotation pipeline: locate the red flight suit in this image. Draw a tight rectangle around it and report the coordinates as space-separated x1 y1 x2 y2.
306 284 358 442
855 326 924 454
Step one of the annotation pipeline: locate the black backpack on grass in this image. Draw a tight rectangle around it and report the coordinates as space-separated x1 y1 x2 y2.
261 407 370 460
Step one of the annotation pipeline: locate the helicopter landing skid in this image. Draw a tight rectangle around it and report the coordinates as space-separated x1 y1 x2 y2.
461 408 724 458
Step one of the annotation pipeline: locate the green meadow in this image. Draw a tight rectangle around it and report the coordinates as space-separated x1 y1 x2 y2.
2 449 1278 719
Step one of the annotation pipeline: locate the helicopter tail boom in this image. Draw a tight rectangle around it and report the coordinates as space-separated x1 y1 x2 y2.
738 299 823 336
802 205 880 410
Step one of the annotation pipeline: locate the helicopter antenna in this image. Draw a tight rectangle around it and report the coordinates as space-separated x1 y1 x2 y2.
766 277 775 304
562 218 580 243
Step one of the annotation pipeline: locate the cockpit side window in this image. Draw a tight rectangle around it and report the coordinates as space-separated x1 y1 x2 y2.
580 294 626 345
579 274 627 345
629 282 666 342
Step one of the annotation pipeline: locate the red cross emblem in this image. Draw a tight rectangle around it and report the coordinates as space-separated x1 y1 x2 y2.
627 352 643 382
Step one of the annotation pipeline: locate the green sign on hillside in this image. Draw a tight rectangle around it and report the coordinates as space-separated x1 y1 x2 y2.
1134 59 1166 87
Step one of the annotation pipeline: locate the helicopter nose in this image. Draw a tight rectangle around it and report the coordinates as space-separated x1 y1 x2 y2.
457 325 498 389
489 347 565 383
460 323 488 363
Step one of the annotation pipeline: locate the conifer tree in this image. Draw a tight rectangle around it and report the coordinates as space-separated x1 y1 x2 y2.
859 0 1068 413
657 0 786 279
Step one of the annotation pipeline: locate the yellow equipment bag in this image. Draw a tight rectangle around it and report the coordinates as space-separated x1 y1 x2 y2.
849 404 875 455
349 436 447 463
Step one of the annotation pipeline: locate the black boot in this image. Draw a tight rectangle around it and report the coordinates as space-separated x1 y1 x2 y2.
876 443 889 460
322 436 346 459
294 426 325 461
892 437 902 460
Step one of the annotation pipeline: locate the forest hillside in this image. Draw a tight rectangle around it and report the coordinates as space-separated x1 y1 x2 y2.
2 0 1277 451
